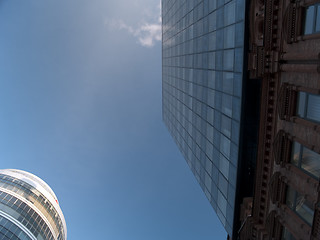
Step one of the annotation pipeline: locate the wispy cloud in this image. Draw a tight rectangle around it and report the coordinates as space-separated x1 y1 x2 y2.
105 2 161 48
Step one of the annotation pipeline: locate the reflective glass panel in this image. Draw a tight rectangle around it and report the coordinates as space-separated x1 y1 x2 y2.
291 141 300 166
301 147 320 178
306 94 320 120
296 92 320 123
291 142 320 179
285 186 314 226
317 5 320 32
304 6 315 34
296 92 306 118
282 226 296 240
304 4 320 34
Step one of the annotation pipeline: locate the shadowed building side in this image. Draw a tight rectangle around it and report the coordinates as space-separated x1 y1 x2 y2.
240 0 320 239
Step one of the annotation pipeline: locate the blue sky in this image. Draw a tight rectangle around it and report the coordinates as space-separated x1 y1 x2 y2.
0 1 226 239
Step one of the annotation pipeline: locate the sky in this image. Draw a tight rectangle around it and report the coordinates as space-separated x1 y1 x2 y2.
0 1 226 239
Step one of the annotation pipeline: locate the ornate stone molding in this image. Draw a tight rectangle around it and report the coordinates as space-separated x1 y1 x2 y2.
273 130 291 166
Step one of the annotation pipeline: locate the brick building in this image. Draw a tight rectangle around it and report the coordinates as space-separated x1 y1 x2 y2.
239 0 320 239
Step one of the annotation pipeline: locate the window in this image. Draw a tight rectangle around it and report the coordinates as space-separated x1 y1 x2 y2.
285 186 314 226
304 4 320 34
281 226 296 240
296 92 320 123
291 141 320 179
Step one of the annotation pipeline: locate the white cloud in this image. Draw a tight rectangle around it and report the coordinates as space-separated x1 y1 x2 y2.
137 23 162 47
105 2 161 48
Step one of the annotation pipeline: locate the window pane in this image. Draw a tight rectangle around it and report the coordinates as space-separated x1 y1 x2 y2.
282 226 296 240
304 6 315 34
218 172 228 198
285 186 296 210
208 31 216 51
217 190 227 217
301 147 320 178
316 5 320 32
306 94 320 121
286 186 314 226
223 49 234 71
297 92 320 123
291 142 301 167
224 1 236 26
221 114 231 138
222 94 232 117
295 193 314 225
291 141 320 179
205 171 212 191
223 72 234 95
219 153 229 179
224 24 235 49
220 135 231 159
296 92 306 118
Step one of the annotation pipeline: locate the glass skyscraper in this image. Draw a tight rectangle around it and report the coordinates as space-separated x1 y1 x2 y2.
162 0 250 237
0 169 67 240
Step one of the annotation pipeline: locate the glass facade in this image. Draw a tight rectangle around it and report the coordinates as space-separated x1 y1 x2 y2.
0 170 67 240
162 0 246 236
0 215 32 240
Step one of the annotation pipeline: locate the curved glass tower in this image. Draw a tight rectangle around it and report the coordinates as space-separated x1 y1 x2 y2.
0 169 67 240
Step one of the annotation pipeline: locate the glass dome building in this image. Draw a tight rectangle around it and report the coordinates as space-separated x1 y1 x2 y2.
0 169 67 240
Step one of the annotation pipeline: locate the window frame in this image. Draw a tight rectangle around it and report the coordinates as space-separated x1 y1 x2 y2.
290 141 320 179
296 91 320 124
285 185 314 226
281 225 296 240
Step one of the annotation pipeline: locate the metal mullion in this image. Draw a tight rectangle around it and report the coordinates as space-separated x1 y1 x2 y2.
299 143 303 168
313 4 317 33
303 92 308 118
